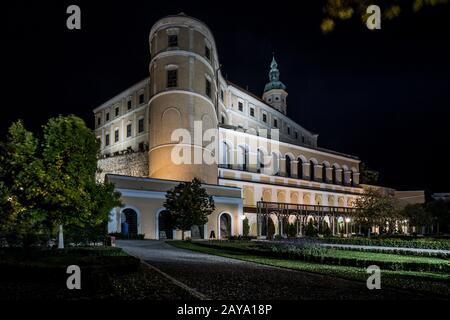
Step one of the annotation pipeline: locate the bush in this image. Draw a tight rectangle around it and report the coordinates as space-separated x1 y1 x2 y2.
286 223 297 238
242 217 250 237
322 237 450 250
108 232 145 240
305 220 318 237
194 241 450 273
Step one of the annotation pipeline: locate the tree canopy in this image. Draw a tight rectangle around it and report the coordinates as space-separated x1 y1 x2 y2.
164 178 215 240
321 0 449 33
0 115 122 247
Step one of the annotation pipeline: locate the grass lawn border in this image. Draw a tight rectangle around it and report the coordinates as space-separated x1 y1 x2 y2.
168 241 450 298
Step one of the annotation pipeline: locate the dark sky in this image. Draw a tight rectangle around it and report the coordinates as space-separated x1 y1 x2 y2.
4 1 450 194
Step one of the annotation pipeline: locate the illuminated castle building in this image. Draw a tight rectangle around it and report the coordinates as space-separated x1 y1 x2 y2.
93 14 423 239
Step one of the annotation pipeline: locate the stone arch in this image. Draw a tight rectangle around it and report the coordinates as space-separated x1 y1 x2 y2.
218 212 233 239
157 209 173 240
309 158 318 181
315 194 323 205
303 193 311 205
237 144 249 171
290 192 299 204
277 190 286 203
263 189 272 202
120 206 141 235
220 140 232 168
328 195 336 206
243 186 254 207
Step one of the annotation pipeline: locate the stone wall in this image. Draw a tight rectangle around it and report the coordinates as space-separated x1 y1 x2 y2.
97 151 148 181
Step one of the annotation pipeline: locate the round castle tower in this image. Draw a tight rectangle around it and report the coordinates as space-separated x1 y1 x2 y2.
148 14 220 184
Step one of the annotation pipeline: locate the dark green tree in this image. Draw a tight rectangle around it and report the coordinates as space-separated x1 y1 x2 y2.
354 188 398 234
305 219 318 237
0 116 122 247
242 217 250 237
359 162 380 185
164 178 215 240
0 121 47 246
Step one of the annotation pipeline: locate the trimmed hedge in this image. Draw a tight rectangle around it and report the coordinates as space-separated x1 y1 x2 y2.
195 241 450 273
321 237 450 250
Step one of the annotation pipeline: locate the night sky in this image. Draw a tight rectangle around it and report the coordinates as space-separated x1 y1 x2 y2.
4 1 450 195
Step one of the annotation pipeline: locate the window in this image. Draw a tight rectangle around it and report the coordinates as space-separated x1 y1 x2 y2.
238 101 243 112
127 100 132 110
205 78 211 98
126 124 132 138
262 113 267 123
115 107 119 117
301 136 305 143
138 118 144 133
295 131 298 139
286 155 292 177
310 161 315 181
139 94 144 105
97 117 101 126
168 34 178 47
106 112 110 121
287 126 291 135
114 130 119 142
298 158 303 178
205 45 211 60
167 69 177 88
105 134 110 146
273 118 278 128
220 90 224 101
250 107 255 117
221 116 225 124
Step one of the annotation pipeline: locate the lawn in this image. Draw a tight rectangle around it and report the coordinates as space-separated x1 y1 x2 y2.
169 241 450 297
0 246 194 300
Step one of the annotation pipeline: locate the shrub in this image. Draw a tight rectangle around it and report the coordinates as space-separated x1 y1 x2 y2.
108 232 145 240
286 223 297 238
305 220 318 237
242 217 250 237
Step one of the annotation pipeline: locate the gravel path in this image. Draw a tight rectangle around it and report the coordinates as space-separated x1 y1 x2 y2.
117 240 428 300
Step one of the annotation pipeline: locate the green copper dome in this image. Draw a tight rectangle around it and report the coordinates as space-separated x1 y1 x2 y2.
264 56 286 92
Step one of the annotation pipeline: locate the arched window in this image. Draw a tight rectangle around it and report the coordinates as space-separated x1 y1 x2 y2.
341 170 345 185
332 165 337 184
322 164 327 182
220 142 230 168
257 149 265 172
298 158 303 179
272 152 279 175
310 160 315 181
238 145 248 171
285 155 291 177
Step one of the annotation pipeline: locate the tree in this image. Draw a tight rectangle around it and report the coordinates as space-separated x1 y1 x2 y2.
321 0 449 33
242 217 250 237
359 162 380 185
0 116 122 248
0 121 47 246
164 178 215 240
305 219 318 237
400 203 431 234
425 200 450 234
353 188 398 234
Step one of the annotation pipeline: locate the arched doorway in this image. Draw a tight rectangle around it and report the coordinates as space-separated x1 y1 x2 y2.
123 208 138 235
219 213 232 239
158 210 173 239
